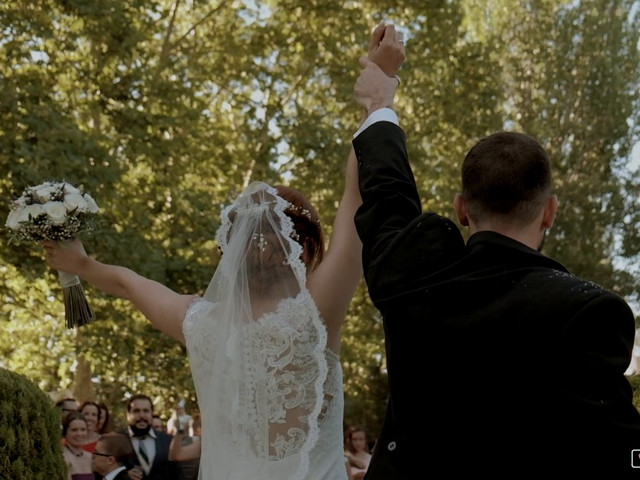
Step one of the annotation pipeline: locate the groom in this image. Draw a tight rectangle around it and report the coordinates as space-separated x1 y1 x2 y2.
352 50 640 476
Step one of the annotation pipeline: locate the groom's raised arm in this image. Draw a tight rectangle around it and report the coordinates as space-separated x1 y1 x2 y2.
352 58 422 281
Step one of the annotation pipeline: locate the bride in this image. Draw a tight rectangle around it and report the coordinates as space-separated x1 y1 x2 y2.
44 25 404 479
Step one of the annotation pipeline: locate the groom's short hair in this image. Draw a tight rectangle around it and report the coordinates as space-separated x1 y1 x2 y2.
461 131 552 226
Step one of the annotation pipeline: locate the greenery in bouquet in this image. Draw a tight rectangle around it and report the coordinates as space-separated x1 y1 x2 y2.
5 181 100 328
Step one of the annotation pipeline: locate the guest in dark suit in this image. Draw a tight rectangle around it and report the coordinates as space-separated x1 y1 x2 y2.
91 432 134 480
121 394 178 480
352 49 640 477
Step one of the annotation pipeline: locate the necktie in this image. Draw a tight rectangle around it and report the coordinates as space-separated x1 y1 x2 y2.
138 437 150 467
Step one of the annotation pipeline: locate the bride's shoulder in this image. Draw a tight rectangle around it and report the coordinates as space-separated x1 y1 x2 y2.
187 296 206 308
182 297 212 329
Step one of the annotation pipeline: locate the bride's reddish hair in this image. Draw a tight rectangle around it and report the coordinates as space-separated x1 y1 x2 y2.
274 185 325 271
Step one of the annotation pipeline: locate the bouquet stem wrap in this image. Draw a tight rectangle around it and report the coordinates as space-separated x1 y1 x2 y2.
58 270 94 329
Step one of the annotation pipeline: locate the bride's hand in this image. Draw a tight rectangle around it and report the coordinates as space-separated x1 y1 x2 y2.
43 238 88 275
368 23 406 77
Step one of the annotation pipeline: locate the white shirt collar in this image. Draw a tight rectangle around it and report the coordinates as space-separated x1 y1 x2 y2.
353 107 399 139
104 465 126 480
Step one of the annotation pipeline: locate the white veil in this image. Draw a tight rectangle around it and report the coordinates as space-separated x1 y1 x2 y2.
196 181 329 479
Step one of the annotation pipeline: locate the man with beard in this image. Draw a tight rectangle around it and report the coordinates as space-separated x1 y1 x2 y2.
121 394 177 479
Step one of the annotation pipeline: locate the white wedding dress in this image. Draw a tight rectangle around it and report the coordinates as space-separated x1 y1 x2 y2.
183 296 347 480
181 182 347 480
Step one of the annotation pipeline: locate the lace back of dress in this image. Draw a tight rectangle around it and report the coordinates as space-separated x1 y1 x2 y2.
200 181 328 478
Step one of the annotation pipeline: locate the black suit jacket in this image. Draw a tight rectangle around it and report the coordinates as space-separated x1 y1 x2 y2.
121 429 178 480
353 121 640 478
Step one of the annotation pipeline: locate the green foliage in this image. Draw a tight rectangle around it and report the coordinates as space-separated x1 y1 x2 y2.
342 284 389 432
627 373 640 413
0 368 66 479
1 0 639 441
479 0 640 306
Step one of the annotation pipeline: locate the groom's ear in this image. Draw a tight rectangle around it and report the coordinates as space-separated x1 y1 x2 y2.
453 194 469 227
540 195 558 230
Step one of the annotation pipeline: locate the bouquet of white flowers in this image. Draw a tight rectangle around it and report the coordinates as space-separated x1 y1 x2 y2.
6 181 100 328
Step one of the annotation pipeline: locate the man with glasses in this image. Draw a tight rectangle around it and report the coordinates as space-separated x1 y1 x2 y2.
92 433 134 480
55 396 79 435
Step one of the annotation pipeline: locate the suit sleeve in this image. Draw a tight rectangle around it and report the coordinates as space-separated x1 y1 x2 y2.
353 122 421 268
353 121 464 302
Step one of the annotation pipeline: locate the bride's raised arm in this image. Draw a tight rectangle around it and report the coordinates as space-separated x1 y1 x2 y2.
44 238 194 342
306 146 362 352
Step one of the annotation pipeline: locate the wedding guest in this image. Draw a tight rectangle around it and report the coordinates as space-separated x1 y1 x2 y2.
62 411 95 480
97 401 112 434
121 394 177 480
79 400 102 452
169 414 201 480
352 47 640 476
43 23 403 479
167 402 192 436
151 414 165 433
91 432 134 480
344 426 372 480
56 397 79 434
